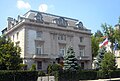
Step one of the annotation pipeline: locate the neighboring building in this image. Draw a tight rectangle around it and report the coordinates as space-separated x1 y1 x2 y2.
2 10 92 71
114 23 120 68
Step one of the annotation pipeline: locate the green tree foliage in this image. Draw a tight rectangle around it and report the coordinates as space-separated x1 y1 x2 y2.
63 46 79 71
91 35 99 58
91 35 103 58
30 64 36 71
47 64 62 74
100 52 117 75
101 23 115 52
95 47 106 69
94 30 103 38
0 36 22 70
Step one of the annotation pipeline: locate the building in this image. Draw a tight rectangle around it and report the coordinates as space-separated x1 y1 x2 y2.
114 23 120 68
2 10 92 71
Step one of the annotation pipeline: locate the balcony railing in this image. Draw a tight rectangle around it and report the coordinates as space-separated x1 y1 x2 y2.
33 53 59 59
77 56 90 60
33 54 49 59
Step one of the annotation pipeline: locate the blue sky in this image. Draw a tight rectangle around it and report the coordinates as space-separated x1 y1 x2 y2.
0 0 120 34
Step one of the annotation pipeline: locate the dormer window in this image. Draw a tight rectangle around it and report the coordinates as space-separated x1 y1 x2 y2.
53 17 68 27
76 21 83 29
34 12 43 23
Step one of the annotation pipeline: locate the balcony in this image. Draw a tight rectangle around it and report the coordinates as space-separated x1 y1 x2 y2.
33 54 50 59
77 56 90 61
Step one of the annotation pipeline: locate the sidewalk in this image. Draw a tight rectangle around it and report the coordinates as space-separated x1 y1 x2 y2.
79 78 120 81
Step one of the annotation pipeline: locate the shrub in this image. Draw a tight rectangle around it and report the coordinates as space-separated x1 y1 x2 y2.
0 70 38 81
19 63 27 70
80 70 97 80
47 64 62 74
56 70 97 81
38 71 45 76
30 64 36 71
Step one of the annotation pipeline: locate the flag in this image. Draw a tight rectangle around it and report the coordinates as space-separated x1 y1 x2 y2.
113 41 118 51
99 38 108 48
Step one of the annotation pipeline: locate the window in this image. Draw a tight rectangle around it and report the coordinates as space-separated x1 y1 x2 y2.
80 37 84 42
37 61 42 70
58 34 66 41
34 12 43 22
59 49 65 55
36 46 42 54
81 62 84 69
36 31 42 38
59 45 66 56
77 21 83 29
53 17 68 27
79 46 85 56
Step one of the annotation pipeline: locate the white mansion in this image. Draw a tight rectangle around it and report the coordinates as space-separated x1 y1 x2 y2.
2 10 92 71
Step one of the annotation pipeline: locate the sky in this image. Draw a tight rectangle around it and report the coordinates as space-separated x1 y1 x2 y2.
0 0 120 34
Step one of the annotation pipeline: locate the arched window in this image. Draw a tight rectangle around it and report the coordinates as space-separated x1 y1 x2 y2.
53 17 68 27
34 12 43 22
77 21 83 29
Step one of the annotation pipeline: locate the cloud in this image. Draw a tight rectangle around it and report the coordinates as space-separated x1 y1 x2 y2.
39 4 48 12
17 0 31 9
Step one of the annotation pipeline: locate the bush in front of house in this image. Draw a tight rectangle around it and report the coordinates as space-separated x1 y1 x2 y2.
30 64 36 71
47 64 63 75
97 69 120 79
0 70 38 81
57 70 97 81
38 71 45 76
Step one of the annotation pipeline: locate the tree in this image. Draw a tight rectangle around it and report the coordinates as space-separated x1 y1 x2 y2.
63 46 79 71
91 35 103 58
95 47 106 69
91 35 99 58
47 64 62 74
94 30 103 38
100 52 117 76
101 23 115 52
101 52 117 71
0 36 22 70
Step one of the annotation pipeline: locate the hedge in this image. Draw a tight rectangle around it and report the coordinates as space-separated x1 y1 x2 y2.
97 70 120 79
54 69 120 81
57 70 97 81
0 70 38 81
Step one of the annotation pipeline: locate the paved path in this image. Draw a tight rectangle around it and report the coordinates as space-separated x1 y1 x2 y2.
79 78 120 81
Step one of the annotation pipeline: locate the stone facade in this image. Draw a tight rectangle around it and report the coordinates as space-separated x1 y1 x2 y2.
2 10 92 71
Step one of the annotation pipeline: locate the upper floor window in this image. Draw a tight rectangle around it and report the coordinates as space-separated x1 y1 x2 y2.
76 21 84 29
34 12 43 22
59 46 66 56
36 31 42 38
58 34 66 41
53 17 68 27
80 37 84 42
79 46 85 56
36 46 43 54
